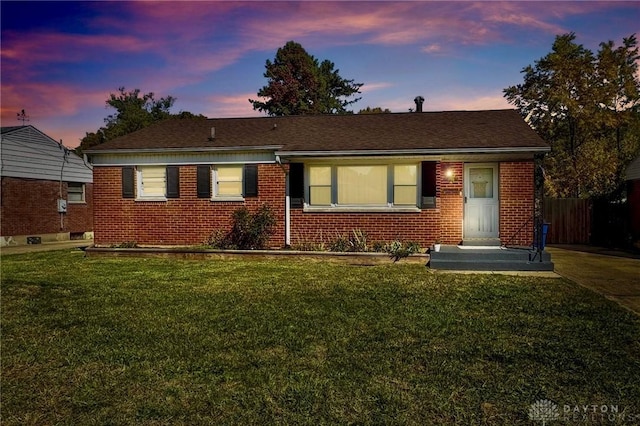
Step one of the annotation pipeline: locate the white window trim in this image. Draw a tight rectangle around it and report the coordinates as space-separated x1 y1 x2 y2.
304 162 420 211
211 165 245 201
303 206 421 213
136 166 167 201
67 182 86 204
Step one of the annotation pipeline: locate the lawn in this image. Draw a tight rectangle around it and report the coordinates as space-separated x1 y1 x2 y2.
1 250 639 425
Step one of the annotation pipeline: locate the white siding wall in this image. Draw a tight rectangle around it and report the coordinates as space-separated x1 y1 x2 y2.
0 126 92 183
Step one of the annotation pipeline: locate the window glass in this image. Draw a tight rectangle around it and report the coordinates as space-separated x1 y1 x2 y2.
337 165 387 205
394 165 417 185
68 182 85 203
394 165 417 205
394 186 417 205
309 166 332 205
138 166 166 198
470 167 493 198
215 166 243 197
309 166 331 185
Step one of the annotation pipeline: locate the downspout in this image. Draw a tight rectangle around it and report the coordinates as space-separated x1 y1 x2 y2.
275 155 291 247
59 141 70 230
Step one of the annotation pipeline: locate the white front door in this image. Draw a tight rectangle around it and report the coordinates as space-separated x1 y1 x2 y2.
464 163 499 239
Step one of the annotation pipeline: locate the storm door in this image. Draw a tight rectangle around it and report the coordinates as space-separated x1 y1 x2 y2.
463 164 499 239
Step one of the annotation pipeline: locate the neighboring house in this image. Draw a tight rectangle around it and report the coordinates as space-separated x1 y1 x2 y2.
1 126 93 246
625 154 640 247
86 109 550 248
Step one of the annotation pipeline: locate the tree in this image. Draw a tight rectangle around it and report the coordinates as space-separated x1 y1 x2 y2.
249 41 362 116
102 87 175 140
504 33 640 198
77 87 204 153
358 106 391 114
593 35 640 184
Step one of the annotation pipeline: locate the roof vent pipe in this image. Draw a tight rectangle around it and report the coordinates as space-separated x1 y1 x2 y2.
414 96 424 113
210 127 215 140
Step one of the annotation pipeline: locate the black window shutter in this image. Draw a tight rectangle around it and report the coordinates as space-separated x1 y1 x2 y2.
421 161 437 209
243 164 258 197
166 166 180 198
197 165 211 198
289 163 304 198
289 163 304 208
122 166 135 198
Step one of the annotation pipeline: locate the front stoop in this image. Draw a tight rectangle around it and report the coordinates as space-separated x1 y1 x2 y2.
429 245 554 271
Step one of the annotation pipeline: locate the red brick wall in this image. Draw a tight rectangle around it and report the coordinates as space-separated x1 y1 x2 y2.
93 161 536 248
440 162 464 244
93 164 285 246
1 177 93 236
289 209 440 248
94 164 443 248
499 161 535 246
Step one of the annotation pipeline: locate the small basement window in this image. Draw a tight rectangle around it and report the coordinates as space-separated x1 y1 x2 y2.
68 182 85 203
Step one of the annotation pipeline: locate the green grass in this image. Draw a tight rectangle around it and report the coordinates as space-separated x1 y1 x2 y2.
2 250 639 425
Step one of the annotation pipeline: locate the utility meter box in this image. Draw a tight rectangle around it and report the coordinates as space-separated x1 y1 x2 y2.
57 199 67 213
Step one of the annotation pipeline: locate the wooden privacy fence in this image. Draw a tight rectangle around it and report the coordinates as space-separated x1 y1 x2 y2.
543 198 591 244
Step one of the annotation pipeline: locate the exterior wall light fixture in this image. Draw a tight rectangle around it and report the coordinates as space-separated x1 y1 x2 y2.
445 168 455 182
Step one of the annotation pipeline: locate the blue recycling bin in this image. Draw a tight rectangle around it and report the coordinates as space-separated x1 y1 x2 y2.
541 222 549 250
534 222 550 250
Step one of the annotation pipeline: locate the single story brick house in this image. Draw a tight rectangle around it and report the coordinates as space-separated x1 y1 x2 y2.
86 109 549 248
1 125 93 246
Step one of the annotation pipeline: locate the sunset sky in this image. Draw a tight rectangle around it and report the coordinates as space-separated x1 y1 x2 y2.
1 1 638 148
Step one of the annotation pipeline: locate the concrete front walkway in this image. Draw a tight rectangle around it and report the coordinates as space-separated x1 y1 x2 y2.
546 246 640 316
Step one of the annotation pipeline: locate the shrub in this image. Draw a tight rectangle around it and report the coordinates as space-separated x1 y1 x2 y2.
385 240 421 262
372 241 387 253
207 204 276 250
328 229 370 252
329 233 350 252
291 230 327 251
205 229 231 249
349 229 368 252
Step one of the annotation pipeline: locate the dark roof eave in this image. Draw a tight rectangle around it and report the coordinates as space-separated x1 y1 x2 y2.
276 146 551 157
85 145 284 155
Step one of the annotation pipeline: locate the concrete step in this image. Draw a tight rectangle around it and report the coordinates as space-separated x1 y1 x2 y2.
429 246 554 271
461 238 501 247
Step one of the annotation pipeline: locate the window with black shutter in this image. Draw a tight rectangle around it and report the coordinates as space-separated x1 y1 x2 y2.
122 166 135 198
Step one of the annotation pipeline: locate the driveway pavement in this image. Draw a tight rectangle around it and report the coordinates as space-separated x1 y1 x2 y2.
546 245 640 316
0 240 92 256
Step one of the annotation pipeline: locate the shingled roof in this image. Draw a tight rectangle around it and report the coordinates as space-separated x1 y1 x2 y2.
86 110 549 154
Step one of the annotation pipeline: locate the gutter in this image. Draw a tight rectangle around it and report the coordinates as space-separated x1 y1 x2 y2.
275 146 551 157
86 145 549 157
85 145 283 155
